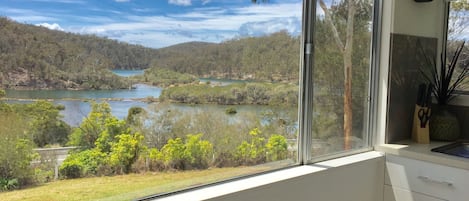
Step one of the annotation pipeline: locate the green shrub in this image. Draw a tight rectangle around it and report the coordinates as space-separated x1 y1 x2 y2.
235 128 266 165
148 148 165 171
266 134 288 161
184 134 213 169
0 178 19 192
225 107 237 115
109 133 146 174
59 159 84 179
158 134 213 170
160 138 188 169
60 149 108 178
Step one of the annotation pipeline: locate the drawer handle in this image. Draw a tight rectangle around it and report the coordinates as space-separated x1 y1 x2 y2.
417 176 453 187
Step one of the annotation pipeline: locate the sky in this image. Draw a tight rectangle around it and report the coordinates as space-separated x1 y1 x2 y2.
0 0 303 48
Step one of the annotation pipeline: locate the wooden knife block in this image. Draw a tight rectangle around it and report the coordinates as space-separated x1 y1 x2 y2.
412 104 430 144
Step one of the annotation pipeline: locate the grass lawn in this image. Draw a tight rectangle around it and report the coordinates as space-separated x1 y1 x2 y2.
0 166 270 201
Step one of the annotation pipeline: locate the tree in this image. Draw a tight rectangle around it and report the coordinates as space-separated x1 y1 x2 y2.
68 101 128 150
109 132 146 173
0 113 37 190
446 1 469 90
126 106 145 126
318 0 357 149
25 101 70 147
251 0 370 148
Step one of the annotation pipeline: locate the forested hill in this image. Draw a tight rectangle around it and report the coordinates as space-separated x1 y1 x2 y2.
0 17 301 89
153 32 300 82
0 17 156 89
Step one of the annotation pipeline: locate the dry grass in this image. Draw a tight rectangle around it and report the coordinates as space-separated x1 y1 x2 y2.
0 166 269 201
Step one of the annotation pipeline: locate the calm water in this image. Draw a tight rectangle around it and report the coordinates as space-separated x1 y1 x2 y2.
5 84 158 126
112 69 145 77
5 84 161 100
5 70 295 127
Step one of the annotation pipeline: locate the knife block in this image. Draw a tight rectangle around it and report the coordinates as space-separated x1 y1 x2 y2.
412 104 430 144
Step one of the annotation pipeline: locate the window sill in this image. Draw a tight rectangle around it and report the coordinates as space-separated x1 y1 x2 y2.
150 151 384 201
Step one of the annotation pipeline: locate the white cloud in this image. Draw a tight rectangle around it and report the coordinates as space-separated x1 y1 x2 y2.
59 1 302 48
169 0 191 6
30 0 86 4
36 22 65 31
238 17 301 37
1 7 60 22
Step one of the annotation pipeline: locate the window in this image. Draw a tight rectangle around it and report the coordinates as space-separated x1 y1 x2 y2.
0 0 378 200
301 0 376 162
445 0 468 93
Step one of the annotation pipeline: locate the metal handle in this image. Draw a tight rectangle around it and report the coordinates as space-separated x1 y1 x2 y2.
418 176 453 187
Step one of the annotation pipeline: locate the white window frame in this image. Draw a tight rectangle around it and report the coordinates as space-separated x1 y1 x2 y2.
443 1 469 107
299 0 381 164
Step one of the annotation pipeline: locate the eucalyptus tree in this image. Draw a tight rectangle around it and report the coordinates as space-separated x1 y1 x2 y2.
252 0 371 149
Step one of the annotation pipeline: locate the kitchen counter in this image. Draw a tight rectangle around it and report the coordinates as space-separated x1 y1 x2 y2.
375 140 469 171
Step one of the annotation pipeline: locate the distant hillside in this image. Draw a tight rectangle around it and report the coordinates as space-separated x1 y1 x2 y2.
0 17 156 89
152 33 301 82
0 17 301 89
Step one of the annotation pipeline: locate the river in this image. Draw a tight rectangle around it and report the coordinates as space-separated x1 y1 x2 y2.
4 70 296 127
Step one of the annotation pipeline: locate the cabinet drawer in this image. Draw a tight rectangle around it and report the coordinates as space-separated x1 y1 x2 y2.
385 154 469 201
384 185 444 201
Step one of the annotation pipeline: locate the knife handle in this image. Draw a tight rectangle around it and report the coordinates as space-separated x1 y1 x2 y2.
425 84 433 107
417 83 426 106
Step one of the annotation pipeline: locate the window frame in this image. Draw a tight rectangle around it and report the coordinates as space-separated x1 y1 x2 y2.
140 0 383 199
442 0 469 106
299 0 381 164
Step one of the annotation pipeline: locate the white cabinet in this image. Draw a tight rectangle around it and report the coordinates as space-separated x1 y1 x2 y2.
385 154 469 201
384 185 444 201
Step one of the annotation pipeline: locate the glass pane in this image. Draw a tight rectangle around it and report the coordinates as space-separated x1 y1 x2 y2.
447 0 468 92
0 0 301 200
311 0 373 157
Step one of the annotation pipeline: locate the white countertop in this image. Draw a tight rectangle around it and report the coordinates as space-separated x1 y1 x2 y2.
375 140 469 170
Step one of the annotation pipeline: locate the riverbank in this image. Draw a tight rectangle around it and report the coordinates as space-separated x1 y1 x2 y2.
161 82 299 106
1 96 159 103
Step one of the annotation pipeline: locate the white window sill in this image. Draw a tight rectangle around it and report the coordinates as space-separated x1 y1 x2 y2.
151 151 384 201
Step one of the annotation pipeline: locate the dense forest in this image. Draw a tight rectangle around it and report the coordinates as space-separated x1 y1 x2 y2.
150 32 300 82
0 17 156 89
0 17 300 90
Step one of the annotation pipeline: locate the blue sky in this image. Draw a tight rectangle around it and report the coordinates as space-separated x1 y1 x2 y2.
0 0 303 48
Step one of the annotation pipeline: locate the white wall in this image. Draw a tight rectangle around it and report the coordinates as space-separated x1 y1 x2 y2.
155 152 384 201
392 0 445 38
207 156 384 201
